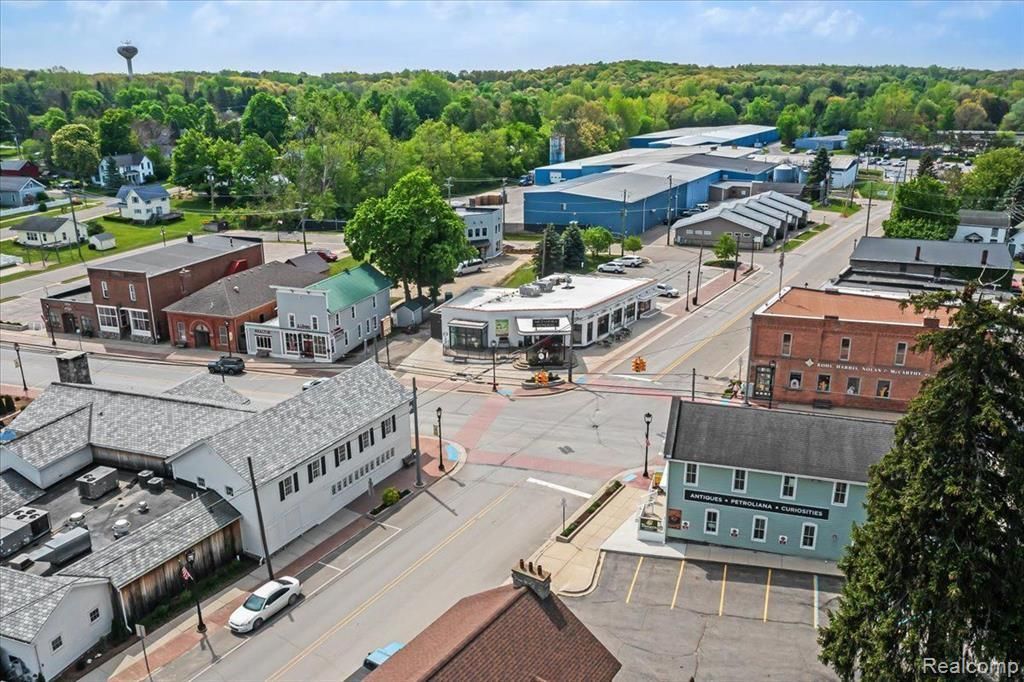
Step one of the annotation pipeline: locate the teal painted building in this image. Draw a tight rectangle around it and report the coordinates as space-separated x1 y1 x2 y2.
660 400 894 561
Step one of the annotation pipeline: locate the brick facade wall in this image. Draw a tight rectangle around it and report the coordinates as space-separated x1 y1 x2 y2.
167 300 277 353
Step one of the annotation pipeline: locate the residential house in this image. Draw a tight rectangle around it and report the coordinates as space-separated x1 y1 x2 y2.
10 214 85 247
748 287 952 412
658 400 895 561
95 153 153 186
169 361 412 557
0 568 114 682
1 159 42 179
243 263 392 363
951 209 1010 245
40 235 264 342
116 184 171 223
367 562 621 682
454 204 503 259
0 175 47 207
164 261 323 352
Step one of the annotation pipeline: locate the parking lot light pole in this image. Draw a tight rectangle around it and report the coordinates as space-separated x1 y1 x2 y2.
13 343 28 394
436 407 445 473
685 271 691 312
182 552 206 633
642 413 653 479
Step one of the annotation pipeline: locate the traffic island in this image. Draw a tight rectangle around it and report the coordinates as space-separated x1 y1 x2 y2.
557 480 624 543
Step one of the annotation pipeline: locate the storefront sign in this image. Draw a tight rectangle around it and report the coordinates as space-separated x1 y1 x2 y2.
684 489 830 520
814 361 924 377
532 318 561 329
495 319 509 337
753 365 774 399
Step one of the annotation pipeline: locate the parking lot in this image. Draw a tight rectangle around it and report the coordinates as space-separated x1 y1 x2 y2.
567 552 844 681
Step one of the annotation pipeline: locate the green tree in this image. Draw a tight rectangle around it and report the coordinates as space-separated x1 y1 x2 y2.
143 145 171 181
31 107 68 135
101 156 124 190
776 105 805 146
240 92 289 148
819 285 1024 681
883 175 960 239
1002 172 1024 224
345 168 472 302
233 134 276 197
582 226 614 257
962 147 1024 207
98 108 138 156
916 150 936 179
742 96 778 125
404 73 452 121
70 90 105 119
953 100 990 130
380 98 420 141
713 233 738 263
50 123 99 182
623 235 643 254
561 222 586 270
171 128 213 189
881 218 954 241
845 129 869 154
532 224 562 278
808 147 832 200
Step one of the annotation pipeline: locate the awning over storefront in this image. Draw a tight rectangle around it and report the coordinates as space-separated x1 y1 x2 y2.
515 317 570 335
449 319 489 330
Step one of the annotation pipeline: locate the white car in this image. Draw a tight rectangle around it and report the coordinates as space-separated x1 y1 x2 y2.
656 283 680 298
228 577 302 633
302 377 329 391
615 255 644 268
597 262 625 274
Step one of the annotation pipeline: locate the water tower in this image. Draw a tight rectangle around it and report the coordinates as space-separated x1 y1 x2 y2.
116 41 138 80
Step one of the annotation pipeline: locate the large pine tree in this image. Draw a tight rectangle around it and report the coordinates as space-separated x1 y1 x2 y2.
808 147 832 201
561 222 587 270
819 285 1024 681
532 224 562 278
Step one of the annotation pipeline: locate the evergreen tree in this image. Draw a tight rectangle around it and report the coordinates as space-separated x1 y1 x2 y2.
532 224 562 278
917 150 937 179
102 156 124 190
807 147 832 201
561 223 586 270
819 285 1024 681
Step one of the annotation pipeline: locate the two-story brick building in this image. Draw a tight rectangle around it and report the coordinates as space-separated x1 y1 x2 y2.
747 287 953 412
658 400 894 562
41 235 264 342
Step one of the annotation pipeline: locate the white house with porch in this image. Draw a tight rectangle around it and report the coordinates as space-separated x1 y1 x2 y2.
95 153 153 186
436 273 659 365
116 184 170 222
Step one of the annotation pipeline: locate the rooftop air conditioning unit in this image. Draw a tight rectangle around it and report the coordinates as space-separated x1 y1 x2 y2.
519 285 541 297
536 280 554 293
778 535 788 545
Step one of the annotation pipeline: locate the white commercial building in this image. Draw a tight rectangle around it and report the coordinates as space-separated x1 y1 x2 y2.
437 273 659 364
455 204 503 260
169 361 412 556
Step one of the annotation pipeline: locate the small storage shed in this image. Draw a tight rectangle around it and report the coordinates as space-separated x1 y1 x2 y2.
89 232 117 251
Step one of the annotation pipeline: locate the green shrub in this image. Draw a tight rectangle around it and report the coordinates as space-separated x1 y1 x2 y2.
381 486 401 507
36 191 49 201
86 222 103 236
37 202 47 212
151 604 170 621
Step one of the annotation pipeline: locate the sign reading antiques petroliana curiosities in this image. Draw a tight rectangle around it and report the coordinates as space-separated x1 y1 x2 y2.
684 490 830 520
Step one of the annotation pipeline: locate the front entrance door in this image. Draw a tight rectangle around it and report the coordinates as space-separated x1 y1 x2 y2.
194 324 210 348
236 324 247 353
60 313 77 333
301 335 315 358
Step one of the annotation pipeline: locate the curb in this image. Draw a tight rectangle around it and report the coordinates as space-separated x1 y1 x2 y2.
557 550 607 598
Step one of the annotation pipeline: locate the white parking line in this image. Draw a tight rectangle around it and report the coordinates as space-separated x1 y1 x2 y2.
526 477 591 499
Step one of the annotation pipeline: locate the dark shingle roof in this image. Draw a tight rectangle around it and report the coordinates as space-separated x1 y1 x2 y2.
163 373 252 405
58 492 239 587
163 261 322 316
285 252 330 274
0 471 44 516
1 159 34 172
89 235 261 277
203 360 409 484
0 568 102 642
852 237 1013 270
116 184 169 201
92 232 116 242
10 215 72 233
664 400 895 482
107 152 147 167
367 584 621 682
0 175 43 192
4 404 92 468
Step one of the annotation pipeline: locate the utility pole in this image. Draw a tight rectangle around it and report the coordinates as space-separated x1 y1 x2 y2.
299 203 309 254
67 187 84 262
444 176 454 201
246 456 274 581
693 243 704 306
685 271 691 311
12 342 28 394
620 190 628 256
205 165 215 213
411 379 423 488
864 191 873 237
691 368 696 402
665 176 673 246
567 309 575 384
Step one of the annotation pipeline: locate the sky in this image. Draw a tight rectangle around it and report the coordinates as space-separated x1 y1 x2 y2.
1 1 1021 75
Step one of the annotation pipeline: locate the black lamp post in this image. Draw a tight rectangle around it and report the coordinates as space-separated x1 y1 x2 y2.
44 304 56 346
490 339 498 392
693 244 704 306
225 322 233 357
768 360 777 410
13 342 28 394
685 271 691 312
642 412 653 479
436 406 445 472
182 551 206 633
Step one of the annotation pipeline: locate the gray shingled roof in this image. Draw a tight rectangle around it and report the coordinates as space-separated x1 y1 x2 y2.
10 215 72 233
204 361 410 484
664 400 895 482
0 471 44 516
1 159 33 171
107 152 147 167
0 175 43 192
8 383 255 461
163 261 322 316
852 237 1013 270
286 252 330 273
0 568 102 642
90 235 261 277
163 373 251 405
3 404 92 468
58 492 240 587
116 184 170 202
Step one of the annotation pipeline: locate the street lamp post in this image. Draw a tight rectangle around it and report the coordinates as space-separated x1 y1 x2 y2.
44 304 56 347
642 412 653 479
685 271 691 312
182 551 206 633
768 360 777 410
225 322 232 357
436 407 445 472
693 244 704 307
490 339 498 392
12 342 28 394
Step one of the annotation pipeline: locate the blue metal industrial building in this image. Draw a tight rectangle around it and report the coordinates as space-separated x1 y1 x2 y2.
628 124 780 149
794 132 849 151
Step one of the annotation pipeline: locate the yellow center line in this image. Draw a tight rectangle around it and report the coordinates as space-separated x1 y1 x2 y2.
670 559 686 609
763 568 773 623
625 556 644 604
718 563 728 616
267 484 518 682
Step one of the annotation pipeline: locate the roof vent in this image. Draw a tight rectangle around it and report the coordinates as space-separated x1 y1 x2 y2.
233 285 240 293
112 519 131 537
68 512 86 527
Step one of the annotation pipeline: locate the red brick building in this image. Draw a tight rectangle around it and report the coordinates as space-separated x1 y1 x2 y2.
164 261 322 353
41 235 264 343
747 287 953 412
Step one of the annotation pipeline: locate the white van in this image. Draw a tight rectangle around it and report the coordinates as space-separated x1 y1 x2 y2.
455 258 484 276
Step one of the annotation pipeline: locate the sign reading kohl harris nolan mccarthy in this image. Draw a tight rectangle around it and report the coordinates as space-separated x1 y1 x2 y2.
684 490 830 520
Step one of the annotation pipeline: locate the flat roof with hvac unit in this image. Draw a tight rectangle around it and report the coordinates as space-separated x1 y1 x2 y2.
442 274 656 313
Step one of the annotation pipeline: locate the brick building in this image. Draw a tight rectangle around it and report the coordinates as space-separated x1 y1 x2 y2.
747 287 953 412
164 261 322 353
41 235 263 343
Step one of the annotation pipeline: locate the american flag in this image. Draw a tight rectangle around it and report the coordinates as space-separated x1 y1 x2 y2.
181 564 193 582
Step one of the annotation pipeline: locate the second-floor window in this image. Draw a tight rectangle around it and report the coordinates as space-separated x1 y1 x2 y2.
781 333 792 357
308 456 326 483
894 342 908 366
381 414 397 438
278 472 299 501
334 442 352 466
358 428 375 452
311 316 319 331
832 482 848 506
839 337 851 361
684 463 698 485
287 313 296 328
101 281 109 298
128 283 137 302
732 469 747 493
781 475 797 499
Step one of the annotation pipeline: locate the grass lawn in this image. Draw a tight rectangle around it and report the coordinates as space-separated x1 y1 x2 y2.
1014 261 1024 272
779 223 833 252
855 180 895 201
326 255 362 276
813 200 861 217
0 212 210 283
171 195 236 212
505 231 544 242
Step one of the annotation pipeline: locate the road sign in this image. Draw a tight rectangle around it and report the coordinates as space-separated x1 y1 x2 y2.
135 623 146 638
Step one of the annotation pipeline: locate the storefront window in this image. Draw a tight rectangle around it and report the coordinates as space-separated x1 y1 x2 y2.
450 325 485 350
638 299 652 316
285 332 299 353
97 306 119 330
788 372 802 389
625 303 636 322
313 335 328 356
816 374 831 393
129 310 151 334
255 334 272 350
571 322 582 345
597 314 609 337
612 308 622 328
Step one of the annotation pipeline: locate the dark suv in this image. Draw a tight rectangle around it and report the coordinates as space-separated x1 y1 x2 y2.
208 356 246 375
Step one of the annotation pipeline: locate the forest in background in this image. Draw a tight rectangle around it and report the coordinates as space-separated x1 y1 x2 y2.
2 61 1022 219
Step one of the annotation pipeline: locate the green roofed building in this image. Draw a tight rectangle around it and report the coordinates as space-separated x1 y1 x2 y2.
243 263 393 362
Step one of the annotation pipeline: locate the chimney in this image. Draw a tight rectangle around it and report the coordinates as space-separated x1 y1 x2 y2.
914 246 921 261
981 249 988 265
511 559 552 600
56 351 91 384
